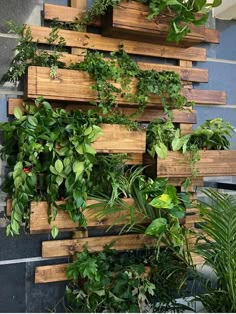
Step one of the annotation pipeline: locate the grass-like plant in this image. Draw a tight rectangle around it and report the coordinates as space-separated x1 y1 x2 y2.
194 188 236 312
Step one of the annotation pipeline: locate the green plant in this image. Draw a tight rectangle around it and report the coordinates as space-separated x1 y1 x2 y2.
147 117 236 177
89 175 191 254
70 47 191 116
192 188 236 312
76 0 222 43
0 21 66 85
65 244 192 313
0 98 104 236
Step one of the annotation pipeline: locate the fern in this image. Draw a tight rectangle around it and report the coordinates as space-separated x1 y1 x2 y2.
195 188 236 312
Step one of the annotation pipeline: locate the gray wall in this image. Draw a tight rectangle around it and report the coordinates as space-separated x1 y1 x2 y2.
0 1 236 312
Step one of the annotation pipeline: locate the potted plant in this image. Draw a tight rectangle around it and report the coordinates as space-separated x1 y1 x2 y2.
76 0 222 45
144 117 236 179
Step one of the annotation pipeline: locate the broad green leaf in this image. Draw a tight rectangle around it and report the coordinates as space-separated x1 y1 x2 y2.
154 143 168 159
73 190 84 208
56 176 63 186
49 165 58 175
84 144 96 155
14 107 23 120
145 218 167 237
149 193 173 209
169 207 185 219
76 145 84 154
84 126 93 136
51 225 59 239
73 161 84 175
28 116 38 127
55 159 63 173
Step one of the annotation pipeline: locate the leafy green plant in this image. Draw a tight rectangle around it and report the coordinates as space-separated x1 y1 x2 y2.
193 188 236 312
65 244 192 313
0 21 66 85
76 0 222 43
89 174 191 253
147 117 236 176
0 98 104 236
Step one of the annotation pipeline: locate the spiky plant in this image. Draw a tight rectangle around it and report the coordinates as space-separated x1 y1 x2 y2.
194 188 236 312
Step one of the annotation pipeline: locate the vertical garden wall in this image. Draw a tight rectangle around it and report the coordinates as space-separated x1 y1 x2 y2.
0 0 236 312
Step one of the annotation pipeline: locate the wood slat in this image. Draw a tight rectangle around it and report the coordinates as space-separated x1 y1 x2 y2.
91 124 146 154
35 263 69 283
35 263 151 283
183 88 226 105
44 3 102 27
30 198 140 234
157 150 236 177
26 66 225 105
8 98 197 124
42 234 156 257
27 25 206 62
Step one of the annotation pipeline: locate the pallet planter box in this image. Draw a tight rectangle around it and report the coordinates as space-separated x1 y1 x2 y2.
144 150 236 178
102 1 219 47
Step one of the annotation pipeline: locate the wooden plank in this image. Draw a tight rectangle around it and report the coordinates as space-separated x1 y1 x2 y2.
168 177 203 190
8 98 197 124
183 88 226 105
44 3 102 27
35 263 151 283
157 150 236 177
30 198 142 233
35 263 69 283
70 0 86 11
44 3 219 46
179 124 193 135
91 124 146 154
70 0 87 56
42 234 156 257
27 25 206 62
102 2 219 47
26 66 223 105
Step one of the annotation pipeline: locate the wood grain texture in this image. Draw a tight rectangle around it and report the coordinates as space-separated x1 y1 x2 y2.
44 3 102 27
27 25 206 62
102 1 219 47
26 66 224 105
157 150 236 177
8 98 197 124
30 198 141 234
42 234 156 257
91 124 146 154
35 263 151 283
35 263 69 283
